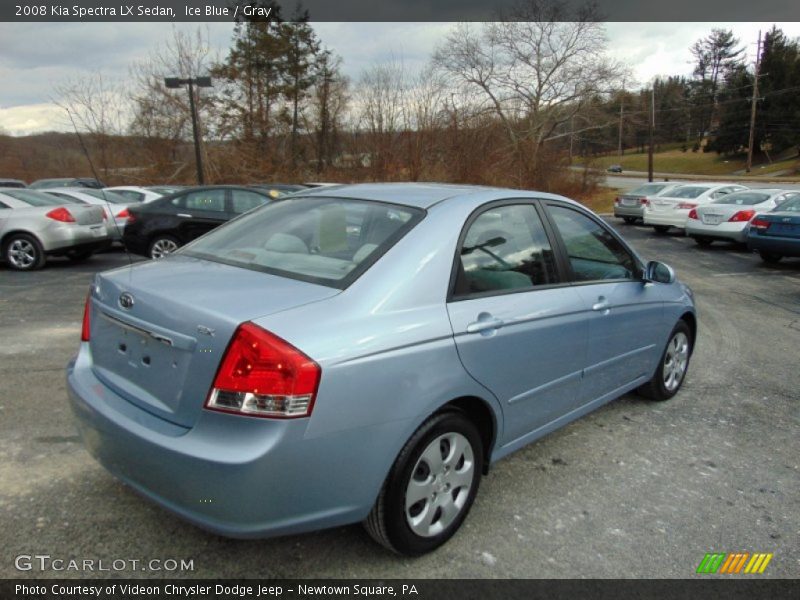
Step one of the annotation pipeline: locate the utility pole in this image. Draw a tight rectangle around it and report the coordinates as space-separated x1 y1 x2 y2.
164 76 213 185
618 81 625 157
569 116 574 164
746 31 762 174
648 87 655 182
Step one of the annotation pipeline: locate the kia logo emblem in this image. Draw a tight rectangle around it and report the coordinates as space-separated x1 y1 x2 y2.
119 292 135 310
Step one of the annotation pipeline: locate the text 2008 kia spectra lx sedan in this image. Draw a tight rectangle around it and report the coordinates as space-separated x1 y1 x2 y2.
67 183 696 556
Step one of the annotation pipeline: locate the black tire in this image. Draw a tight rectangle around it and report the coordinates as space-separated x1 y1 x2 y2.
364 411 483 556
653 225 670 234
693 236 713 247
3 233 46 271
759 251 782 264
623 217 637 225
66 248 94 262
148 234 181 259
638 320 693 401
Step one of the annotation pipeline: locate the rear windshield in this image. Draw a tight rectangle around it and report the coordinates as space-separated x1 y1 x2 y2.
1 189 61 206
77 189 129 204
668 186 710 199
182 197 425 288
712 192 771 206
629 183 668 196
777 197 800 212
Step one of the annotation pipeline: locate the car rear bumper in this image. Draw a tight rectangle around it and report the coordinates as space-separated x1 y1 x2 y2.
614 205 643 218
41 222 110 252
66 348 404 538
686 221 747 242
747 234 800 257
643 211 688 229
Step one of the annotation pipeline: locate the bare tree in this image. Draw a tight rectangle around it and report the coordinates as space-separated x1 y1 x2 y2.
432 0 625 186
53 72 131 180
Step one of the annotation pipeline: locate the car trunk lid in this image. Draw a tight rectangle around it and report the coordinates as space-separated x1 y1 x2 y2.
88 255 339 428
756 212 800 238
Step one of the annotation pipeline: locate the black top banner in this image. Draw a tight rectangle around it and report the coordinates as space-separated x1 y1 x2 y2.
2 0 800 22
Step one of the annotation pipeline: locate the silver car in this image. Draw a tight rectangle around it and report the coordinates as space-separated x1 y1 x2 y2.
614 182 685 223
0 190 109 270
686 189 800 245
43 188 134 240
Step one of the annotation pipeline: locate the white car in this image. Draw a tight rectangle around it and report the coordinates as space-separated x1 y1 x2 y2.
686 189 800 245
42 188 134 240
105 186 165 203
643 184 748 233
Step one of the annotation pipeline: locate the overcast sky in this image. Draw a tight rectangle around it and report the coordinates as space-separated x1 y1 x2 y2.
1 21 799 135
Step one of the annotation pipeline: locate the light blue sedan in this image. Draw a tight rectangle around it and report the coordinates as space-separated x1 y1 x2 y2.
67 183 696 555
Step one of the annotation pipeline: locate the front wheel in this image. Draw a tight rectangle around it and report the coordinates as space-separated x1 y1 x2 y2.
638 320 693 401
364 411 483 556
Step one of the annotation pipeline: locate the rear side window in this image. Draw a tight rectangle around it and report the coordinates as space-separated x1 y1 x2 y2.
231 190 268 214
173 189 227 212
712 192 770 206
548 205 637 282
182 197 424 288
454 204 558 296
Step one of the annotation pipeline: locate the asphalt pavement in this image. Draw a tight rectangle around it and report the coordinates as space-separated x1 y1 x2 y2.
0 230 798 579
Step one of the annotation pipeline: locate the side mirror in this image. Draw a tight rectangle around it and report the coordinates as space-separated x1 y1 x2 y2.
644 260 676 284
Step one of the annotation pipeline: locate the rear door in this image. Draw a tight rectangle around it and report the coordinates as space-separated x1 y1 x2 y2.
229 188 270 217
543 203 664 402
172 188 229 242
446 202 589 445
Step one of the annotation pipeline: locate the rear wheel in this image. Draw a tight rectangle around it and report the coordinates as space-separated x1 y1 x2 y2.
66 248 94 262
3 233 46 271
623 217 637 225
148 235 180 259
364 411 483 556
638 320 692 401
693 236 713 247
759 251 782 264
653 225 670 234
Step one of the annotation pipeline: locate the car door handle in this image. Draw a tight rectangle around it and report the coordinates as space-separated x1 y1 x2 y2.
592 297 610 311
466 317 505 334
177 213 193 218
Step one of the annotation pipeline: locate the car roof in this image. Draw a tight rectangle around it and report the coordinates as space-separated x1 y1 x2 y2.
294 182 569 209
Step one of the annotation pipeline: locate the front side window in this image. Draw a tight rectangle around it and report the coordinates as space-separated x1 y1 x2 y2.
548 205 637 282
670 186 710 199
454 204 558 296
182 197 423 288
776 197 800 212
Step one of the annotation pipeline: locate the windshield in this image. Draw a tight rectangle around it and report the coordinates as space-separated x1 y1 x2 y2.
668 186 711 199
182 197 425 288
776 197 800 212
712 192 771 206
2 189 62 206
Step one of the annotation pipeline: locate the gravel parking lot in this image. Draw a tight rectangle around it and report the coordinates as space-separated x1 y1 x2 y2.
1 223 798 579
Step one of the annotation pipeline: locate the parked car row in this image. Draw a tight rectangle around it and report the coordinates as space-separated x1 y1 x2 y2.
0 181 316 270
614 182 800 264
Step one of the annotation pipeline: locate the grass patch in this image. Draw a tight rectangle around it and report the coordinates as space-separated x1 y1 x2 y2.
592 149 799 176
575 186 618 213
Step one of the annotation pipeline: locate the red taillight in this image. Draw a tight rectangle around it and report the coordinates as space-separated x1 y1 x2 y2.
102 209 108 221
729 209 755 223
751 218 771 230
639 197 648 205
677 202 697 210
205 323 321 419
688 209 698 220
45 207 76 223
81 295 91 342
614 196 620 206
116 208 129 218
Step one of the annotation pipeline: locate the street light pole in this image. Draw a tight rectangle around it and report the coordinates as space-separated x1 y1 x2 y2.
165 76 212 185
